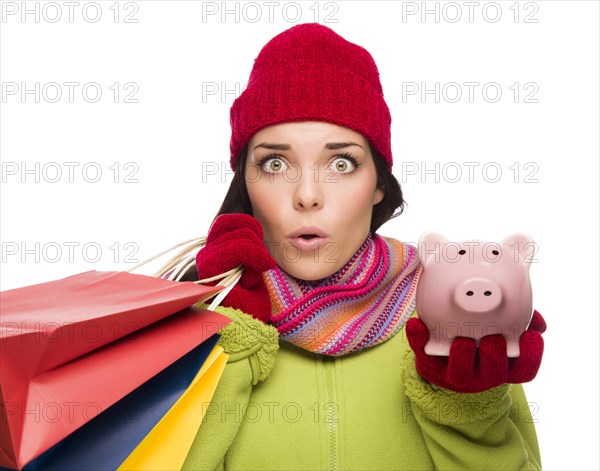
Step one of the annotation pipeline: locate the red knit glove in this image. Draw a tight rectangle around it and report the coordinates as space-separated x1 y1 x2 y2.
405 310 546 393
195 214 276 323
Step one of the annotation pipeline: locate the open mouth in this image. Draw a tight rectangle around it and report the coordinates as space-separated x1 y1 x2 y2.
289 233 329 252
289 227 329 241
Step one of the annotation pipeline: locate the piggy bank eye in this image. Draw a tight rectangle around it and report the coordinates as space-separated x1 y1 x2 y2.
458 249 466 255
492 249 499 256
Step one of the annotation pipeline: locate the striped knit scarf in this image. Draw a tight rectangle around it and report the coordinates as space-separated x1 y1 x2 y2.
263 233 422 357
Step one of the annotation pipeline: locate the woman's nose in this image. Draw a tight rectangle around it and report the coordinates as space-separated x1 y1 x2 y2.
293 166 323 210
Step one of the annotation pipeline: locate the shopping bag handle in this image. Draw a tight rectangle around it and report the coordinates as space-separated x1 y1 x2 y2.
125 236 242 312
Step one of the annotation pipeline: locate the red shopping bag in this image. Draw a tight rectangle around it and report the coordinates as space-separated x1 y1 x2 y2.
0 270 230 470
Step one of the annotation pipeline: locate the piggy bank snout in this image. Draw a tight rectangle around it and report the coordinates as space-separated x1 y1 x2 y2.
453 278 502 313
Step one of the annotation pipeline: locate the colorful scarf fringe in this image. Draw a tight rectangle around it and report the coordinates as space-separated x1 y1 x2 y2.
263 233 422 356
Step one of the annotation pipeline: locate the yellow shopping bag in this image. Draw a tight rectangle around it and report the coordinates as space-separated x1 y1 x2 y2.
118 344 229 470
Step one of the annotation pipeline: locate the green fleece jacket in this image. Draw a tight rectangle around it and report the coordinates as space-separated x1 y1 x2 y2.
183 305 541 471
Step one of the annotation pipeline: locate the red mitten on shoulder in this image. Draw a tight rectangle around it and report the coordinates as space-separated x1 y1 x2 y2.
195 214 276 323
406 310 546 393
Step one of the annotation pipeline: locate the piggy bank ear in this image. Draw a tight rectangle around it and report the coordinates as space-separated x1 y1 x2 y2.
500 232 535 268
417 232 449 266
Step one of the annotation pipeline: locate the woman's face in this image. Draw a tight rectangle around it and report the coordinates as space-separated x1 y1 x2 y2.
245 121 384 281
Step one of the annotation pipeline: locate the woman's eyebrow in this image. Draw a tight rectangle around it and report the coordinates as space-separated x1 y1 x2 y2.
253 142 363 151
325 142 363 150
254 143 290 151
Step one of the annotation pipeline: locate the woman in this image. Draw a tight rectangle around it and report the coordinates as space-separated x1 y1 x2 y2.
183 23 545 470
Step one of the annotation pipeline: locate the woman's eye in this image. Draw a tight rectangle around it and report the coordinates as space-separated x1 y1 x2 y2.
330 157 356 174
261 157 287 173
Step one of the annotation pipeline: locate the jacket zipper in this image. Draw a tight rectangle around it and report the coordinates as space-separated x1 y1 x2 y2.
324 356 339 471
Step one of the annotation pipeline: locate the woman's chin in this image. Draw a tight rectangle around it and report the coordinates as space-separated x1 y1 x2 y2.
277 259 340 282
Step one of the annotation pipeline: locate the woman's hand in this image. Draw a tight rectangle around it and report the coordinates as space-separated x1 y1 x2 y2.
405 310 546 393
195 214 276 323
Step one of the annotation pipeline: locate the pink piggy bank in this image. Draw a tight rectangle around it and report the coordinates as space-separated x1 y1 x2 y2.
415 232 535 358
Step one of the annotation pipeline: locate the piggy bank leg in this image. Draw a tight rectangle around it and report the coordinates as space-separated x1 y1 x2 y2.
424 337 452 356
506 336 521 358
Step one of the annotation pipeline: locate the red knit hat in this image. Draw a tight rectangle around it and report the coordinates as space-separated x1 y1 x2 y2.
229 23 393 170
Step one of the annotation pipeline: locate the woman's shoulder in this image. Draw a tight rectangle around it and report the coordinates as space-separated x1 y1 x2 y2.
196 303 280 385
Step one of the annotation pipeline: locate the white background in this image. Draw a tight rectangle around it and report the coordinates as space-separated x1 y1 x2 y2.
1 1 599 469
